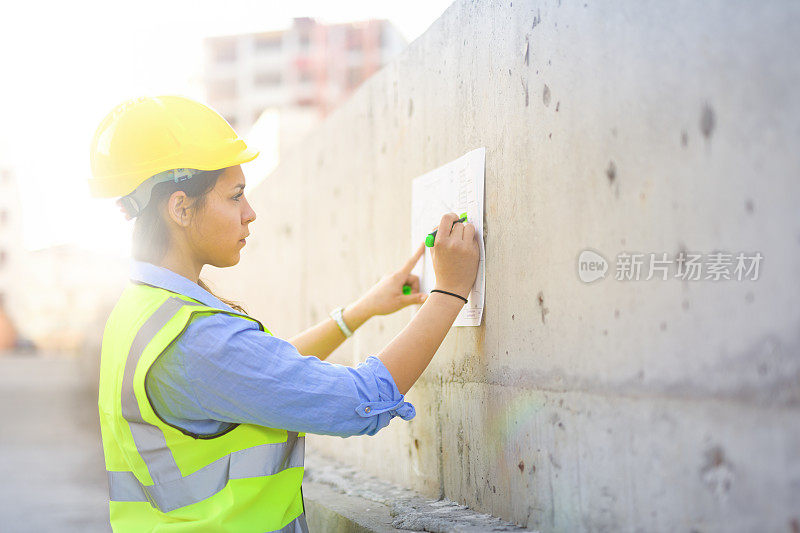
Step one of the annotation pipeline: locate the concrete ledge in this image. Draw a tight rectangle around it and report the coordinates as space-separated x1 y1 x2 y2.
303 452 535 533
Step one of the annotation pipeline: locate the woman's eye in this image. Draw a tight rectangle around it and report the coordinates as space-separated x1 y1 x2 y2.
233 194 243 202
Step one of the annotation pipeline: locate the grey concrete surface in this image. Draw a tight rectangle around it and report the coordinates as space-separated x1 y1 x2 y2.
203 0 800 531
0 354 109 532
304 451 533 532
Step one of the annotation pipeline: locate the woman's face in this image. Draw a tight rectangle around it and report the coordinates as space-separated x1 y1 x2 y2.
188 165 256 268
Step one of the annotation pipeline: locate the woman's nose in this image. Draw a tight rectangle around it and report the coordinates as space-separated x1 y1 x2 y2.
243 197 256 224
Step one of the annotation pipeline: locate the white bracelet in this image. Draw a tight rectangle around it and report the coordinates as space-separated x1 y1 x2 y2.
329 306 353 338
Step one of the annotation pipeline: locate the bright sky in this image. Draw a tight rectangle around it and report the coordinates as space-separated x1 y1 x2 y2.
0 0 453 256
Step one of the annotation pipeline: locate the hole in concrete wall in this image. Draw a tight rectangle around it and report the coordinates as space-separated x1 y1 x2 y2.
555 101 560 112
699 445 734 500
606 160 616 184
414 438 420 450
518 460 525 473
542 84 551 106
700 103 716 139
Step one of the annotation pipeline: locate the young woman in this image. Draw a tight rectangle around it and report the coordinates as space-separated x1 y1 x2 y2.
89 95 479 532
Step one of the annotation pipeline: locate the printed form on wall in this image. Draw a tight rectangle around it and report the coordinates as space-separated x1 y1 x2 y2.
410 147 486 326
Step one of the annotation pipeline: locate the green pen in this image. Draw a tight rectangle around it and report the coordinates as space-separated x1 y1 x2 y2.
403 212 468 295
425 212 468 247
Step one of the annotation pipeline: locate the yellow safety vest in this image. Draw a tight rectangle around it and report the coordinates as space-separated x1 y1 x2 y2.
98 282 308 532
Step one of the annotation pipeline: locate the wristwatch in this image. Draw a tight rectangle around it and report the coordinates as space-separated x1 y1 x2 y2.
329 306 353 338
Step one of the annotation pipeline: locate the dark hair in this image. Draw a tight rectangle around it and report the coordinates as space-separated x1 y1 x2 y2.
132 169 248 314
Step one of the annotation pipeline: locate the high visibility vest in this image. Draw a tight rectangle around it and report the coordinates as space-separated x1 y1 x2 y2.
98 282 308 532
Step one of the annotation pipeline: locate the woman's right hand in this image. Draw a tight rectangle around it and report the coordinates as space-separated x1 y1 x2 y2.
430 212 480 300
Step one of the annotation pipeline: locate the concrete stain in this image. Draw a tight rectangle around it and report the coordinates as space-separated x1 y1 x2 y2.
537 291 549 324
681 130 689 147
520 78 529 107
408 98 414 117
524 41 529 66
543 84 551 107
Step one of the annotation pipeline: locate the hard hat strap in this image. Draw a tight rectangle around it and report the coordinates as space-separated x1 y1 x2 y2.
119 168 202 218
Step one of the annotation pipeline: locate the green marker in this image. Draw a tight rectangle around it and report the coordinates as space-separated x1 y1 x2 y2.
402 285 411 295
425 212 468 247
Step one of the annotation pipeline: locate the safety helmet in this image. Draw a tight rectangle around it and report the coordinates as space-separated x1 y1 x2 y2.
89 95 259 216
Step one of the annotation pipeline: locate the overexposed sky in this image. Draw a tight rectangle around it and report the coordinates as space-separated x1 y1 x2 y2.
0 0 453 256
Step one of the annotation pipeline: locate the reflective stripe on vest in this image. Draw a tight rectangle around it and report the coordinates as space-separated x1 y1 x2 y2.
109 295 307 523
107 434 305 511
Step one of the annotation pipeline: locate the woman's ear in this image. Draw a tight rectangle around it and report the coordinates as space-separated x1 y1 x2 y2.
167 191 193 227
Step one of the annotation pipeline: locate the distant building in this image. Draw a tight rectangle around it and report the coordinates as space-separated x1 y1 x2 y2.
203 17 407 135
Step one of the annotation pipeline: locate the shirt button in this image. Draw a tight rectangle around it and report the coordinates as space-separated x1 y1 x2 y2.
364 406 371 413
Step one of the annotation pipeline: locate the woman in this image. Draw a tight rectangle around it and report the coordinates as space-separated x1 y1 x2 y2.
89 95 479 532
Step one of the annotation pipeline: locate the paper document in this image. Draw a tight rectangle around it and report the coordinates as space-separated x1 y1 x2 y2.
410 147 486 326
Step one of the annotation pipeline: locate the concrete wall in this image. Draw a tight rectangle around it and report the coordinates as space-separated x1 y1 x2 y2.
205 1 800 531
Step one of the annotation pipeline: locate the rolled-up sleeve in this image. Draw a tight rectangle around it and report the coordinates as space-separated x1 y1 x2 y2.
166 313 415 438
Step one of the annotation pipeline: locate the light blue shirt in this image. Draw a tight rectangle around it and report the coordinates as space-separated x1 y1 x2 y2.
133 261 416 438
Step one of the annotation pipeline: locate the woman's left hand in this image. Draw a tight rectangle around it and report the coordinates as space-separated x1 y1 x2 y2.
357 242 428 317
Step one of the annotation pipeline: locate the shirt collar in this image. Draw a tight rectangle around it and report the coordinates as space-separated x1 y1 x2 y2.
129 260 234 312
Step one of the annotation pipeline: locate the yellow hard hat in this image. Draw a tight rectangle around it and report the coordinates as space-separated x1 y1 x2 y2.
88 95 259 199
